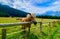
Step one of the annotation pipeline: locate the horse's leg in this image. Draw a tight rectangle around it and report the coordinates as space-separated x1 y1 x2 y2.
28 26 30 33
22 26 27 39
22 25 26 33
27 25 31 36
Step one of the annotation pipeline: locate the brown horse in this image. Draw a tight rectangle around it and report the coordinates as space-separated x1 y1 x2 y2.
16 13 37 32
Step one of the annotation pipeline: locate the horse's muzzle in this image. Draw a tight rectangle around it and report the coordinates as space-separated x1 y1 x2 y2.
32 21 37 25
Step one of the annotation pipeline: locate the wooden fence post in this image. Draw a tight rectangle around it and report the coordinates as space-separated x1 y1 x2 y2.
48 22 51 35
52 21 56 27
2 28 6 39
40 22 42 34
49 22 51 29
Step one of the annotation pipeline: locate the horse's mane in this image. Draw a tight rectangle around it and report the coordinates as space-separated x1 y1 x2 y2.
27 13 36 18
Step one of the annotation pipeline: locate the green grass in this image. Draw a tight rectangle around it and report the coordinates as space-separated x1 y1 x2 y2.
0 17 60 39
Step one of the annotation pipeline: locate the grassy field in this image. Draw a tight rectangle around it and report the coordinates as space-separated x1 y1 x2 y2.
0 17 60 39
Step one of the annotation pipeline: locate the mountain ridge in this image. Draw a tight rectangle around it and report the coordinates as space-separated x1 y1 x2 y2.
36 11 60 16
0 4 28 17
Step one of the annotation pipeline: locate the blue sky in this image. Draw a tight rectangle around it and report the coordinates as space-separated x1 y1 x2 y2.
0 0 60 16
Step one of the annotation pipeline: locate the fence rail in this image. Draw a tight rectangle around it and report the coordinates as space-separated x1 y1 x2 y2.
0 22 31 27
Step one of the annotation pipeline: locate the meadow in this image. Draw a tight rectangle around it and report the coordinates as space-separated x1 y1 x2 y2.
0 17 60 39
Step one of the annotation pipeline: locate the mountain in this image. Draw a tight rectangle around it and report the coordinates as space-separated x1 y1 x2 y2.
43 11 60 16
36 11 60 16
0 4 28 17
36 11 60 19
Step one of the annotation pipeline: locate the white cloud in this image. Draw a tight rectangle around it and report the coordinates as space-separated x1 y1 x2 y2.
13 0 60 14
0 0 60 15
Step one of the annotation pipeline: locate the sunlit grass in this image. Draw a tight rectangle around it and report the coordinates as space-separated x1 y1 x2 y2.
0 17 60 39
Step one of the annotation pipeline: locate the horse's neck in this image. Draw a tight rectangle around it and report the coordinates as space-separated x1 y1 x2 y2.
26 17 31 21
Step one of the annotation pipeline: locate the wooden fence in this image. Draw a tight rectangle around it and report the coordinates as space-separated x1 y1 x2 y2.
0 21 56 39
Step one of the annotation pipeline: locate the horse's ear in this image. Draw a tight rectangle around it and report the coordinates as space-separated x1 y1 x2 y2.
31 13 36 17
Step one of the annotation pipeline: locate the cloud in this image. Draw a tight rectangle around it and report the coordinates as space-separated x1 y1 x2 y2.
13 0 60 14
0 0 60 15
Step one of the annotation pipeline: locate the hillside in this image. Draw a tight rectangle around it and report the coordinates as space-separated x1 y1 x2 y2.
0 4 28 17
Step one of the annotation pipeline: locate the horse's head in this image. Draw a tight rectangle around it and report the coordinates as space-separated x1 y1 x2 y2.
27 13 37 25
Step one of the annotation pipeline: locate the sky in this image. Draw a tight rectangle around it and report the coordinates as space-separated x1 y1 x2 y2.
0 0 60 16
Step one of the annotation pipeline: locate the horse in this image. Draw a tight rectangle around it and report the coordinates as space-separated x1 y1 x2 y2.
16 13 37 32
